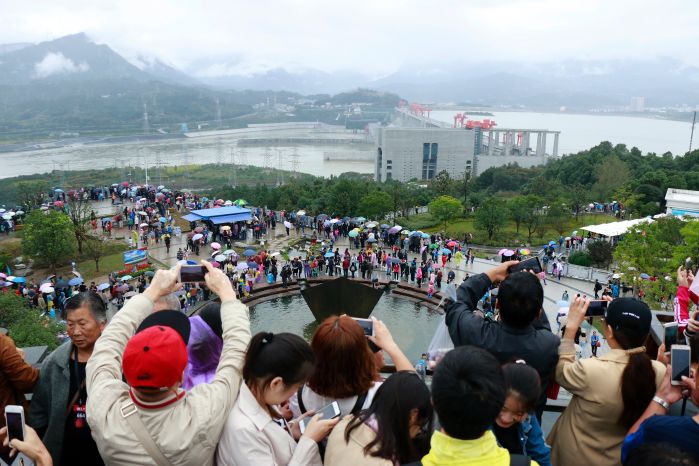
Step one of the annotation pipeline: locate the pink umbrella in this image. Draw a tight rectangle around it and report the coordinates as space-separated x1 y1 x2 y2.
498 248 509 255
211 261 220 268
447 241 459 247
0 273 6 279
211 242 221 250
502 249 515 257
420 245 427 253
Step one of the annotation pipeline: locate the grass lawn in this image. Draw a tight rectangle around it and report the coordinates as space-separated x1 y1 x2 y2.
395 213 619 247
77 252 128 281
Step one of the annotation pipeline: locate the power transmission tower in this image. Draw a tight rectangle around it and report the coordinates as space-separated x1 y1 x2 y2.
216 138 223 166
263 147 273 172
289 147 300 177
216 98 222 128
143 103 150 135
276 149 285 186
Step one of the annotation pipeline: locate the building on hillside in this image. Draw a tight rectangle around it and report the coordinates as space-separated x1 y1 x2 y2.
665 188 699 217
375 127 476 182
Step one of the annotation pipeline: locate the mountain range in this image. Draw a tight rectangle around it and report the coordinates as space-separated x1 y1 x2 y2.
0 32 698 130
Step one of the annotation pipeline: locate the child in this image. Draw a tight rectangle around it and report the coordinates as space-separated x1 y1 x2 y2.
427 280 435 298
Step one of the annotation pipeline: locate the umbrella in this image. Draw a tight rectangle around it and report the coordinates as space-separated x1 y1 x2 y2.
211 242 221 249
117 284 129 292
223 249 237 256
355 216 366 222
0 273 6 279
549 240 556 245
348 230 359 238
68 277 83 286
215 254 227 262
421 233 430 239
15 211 24 216
324 252 335 258
366 222 377 228
441 248 452 254
139 223 149 228
498 248 509 255
407 230 418 236
138 211 148 216
39 283 54 293
220 226 231 231
430 243 439 250
120 275 133 281
367 238 377 243
97 283 110 291
223 200 232 206
159 216 167 223
2 214 12 220
317 214 329 220
520 248 531 255
284 221 293 229
0 282 12 287
388 226 401 234
236 263 249 271
72 270 82 277
0 209 4 213
502 250 515 257
330 219 340 224
243 249 256 257
144 271 155 277
565 236 571 241
297 210 306 216
447 241 459 247
211 250 220 258
247 261 258 268
323 220 331 227
612 273 621 279
211 261 220 268
192 233 204 241
55 279 69 288
233 199 248 206
640 273 650 279
380 224 390 229
124 291 137 298
8 276 25 283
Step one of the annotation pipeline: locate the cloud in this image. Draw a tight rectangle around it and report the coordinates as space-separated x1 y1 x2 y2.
34 52 89 78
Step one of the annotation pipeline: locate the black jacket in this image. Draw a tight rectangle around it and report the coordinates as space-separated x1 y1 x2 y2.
444 273 560 418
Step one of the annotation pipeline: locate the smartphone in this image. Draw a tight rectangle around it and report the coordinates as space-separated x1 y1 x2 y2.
664 322 679 349
5 405 25 442
508 257 542 274
180 265 207 283
585 300 608 317
299 401 340 433
351 317 374 337
671 345 691 385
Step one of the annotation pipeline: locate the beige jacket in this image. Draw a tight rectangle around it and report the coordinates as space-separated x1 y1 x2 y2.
216 383 321 466
547 339 665 466
86 294 251 466
325 416 392 466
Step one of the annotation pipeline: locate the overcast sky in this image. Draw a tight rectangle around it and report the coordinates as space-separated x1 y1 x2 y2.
2 0 698 76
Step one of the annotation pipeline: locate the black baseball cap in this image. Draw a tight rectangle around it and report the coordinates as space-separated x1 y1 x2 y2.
137 310 191 344
605 298 651 340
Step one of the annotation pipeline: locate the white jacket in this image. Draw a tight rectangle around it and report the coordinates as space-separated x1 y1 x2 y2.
86 294 251 466
216 383 321 466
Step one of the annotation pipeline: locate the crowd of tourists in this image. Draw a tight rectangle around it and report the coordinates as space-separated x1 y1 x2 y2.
0 254 697 465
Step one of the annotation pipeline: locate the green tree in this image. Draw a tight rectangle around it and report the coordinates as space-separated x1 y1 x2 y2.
507 197 529 233
428 195 463 233
0 294 62 350
431 170 456 197
592 155 631 200
520 195 545 243
84 235 107 272
357 191 393 220
546 202 570 236
16 180 49 208
474 199 508 240
22 210 76 274
566 184 590 219
66 195 94 254
587 240 614 268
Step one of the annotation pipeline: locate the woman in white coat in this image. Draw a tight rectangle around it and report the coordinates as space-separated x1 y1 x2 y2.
217 332 339 466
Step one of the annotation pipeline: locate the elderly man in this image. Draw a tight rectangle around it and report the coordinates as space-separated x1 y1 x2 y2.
29 291 107 466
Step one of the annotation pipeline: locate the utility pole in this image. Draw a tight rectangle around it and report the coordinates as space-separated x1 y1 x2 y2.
690 111 697 153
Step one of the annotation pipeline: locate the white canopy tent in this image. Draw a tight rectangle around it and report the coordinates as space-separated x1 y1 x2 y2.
580 218 653 238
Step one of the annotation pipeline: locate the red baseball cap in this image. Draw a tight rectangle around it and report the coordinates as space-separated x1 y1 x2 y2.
123 325 188 389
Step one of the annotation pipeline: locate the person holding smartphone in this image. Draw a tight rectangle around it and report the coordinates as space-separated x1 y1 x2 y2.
217 332 338 465
547 297 666 466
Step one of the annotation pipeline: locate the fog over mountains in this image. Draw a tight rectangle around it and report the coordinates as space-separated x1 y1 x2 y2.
2 33 699 108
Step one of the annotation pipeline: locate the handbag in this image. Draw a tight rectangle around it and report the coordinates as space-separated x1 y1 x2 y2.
120 399 173 466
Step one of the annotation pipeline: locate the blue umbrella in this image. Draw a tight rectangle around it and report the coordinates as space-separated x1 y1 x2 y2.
247 261 258 268
380 224 390 229
97 283 110 291
441 248 452 254
324 252 335 258
367 237 377 243
243 249 256 257
68 277 83 286
640 273 650 279
8 276 25 283
410 231 422 237
421 233 430 239
159 216 167 223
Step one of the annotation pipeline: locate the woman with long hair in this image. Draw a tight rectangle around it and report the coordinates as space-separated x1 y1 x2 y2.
217 332 339 466
325 371 433 465
547 297 665 466
291 316 413 419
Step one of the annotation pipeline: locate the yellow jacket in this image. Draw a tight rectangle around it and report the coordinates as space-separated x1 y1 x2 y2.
422 430 539 466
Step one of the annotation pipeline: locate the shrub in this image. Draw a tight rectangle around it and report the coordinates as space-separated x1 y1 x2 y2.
0 294 63 350
569 251 593 267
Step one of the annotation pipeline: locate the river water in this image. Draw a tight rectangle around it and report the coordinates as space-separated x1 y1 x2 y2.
0 111 693 179
431 110 694 156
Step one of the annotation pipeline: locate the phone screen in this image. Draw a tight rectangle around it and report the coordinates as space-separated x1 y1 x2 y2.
180 265 207 282
352 318 373 336
664 324 679 348
671 347 691 382
5 411 24 442
508 257 542 274
299 402 340 433
586 300 608 317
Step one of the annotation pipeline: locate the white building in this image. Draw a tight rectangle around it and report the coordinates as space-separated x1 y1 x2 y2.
375 127 475 182
665 188 699 217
